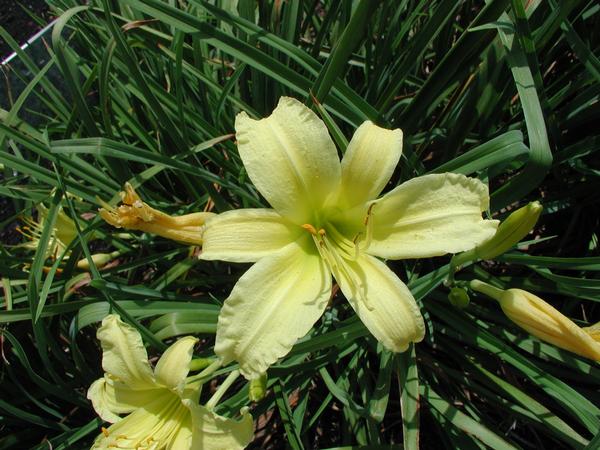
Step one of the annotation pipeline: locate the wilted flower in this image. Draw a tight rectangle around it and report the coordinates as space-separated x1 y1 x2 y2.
100 182 215 245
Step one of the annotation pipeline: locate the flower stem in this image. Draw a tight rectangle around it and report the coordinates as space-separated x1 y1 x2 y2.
205 370 240 410
186 359 222 383
469 279 504 301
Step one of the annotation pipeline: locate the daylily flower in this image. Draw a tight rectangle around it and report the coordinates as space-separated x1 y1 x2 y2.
201 97 498 378
100 183 214 245
18 204 82 258
470 281 600 361
87 315 254 449
18 204 117 270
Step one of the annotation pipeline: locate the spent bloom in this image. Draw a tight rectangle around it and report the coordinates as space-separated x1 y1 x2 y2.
100 182 215 245
87 315 253 449
200 97 498 378
470 280 600 361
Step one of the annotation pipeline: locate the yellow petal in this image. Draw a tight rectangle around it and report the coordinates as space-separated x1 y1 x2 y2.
214 239 331 379
97 315 155 388
334 254 425 352
154 336 198 392
91 391 190 449
186 403 254 450
338 121 402 208
368 173 498 259
87 376 159 423
235 97 341 224
200 209 301 263
500 289 600 361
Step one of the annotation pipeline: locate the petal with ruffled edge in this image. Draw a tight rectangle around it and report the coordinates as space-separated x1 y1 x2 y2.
87 376 159 423
97 315 155 388
154 336 198 392
368 173 498 259
186 402 254 450
235 97 341 224
335 254 425 352
91 392 189 449
201 209 301 263
338 121 402 208
214 238 331 379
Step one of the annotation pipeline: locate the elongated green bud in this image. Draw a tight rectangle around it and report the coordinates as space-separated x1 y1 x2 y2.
76 251 120 270
451 201 542 272
249 372 268 402
475 201 542 260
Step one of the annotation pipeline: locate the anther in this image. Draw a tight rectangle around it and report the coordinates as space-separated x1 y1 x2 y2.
318 228 326 236
101 427 110 437
301 223 318 235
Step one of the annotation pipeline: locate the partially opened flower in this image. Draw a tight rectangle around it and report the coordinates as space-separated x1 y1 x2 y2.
470 281 600 361
18 204 117 270
201 96 498 378
100 183 214 245
18 204 81 258
87 315 253 449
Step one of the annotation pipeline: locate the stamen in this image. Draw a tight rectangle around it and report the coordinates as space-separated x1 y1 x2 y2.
314 234 374 311
325 223 356 259
101 427 110 437
301 223 318 235
357 203 376 251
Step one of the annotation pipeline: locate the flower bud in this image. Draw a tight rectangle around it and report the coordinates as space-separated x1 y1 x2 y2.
248 372 268 402
470 280 600 361
476 201 542 260
76 251 120 270
448 287 470 308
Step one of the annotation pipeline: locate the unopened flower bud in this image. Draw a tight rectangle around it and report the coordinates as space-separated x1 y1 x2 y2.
76 251 120 270
448 287 470 308
470 280 600 361
476 201 542 260
248 372 268 402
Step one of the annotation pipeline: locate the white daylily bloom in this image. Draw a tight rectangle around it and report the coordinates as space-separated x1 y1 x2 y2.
199 96 498 379
87 315 253 449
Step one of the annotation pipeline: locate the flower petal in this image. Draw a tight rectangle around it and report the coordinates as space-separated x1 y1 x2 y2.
154 336 198 392
186 403 254 450
87 376 159 423
235 97 341 224
335 254 425 352
214 239 331 379
201 209 301 263
97 315 155 388
339 121 402 208
91 391 189 449
368 173 498 259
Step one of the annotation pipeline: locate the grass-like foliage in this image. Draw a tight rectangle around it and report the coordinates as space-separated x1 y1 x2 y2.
1 1 599 448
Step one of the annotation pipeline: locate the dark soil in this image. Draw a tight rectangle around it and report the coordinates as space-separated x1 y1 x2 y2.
1 0 51 59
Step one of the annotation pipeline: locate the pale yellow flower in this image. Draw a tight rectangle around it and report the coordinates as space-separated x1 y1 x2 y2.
87 315 253 450
471 281 600 361
18 204 117 270
100 183 215 245
201 97 498 378
18 204 80 258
